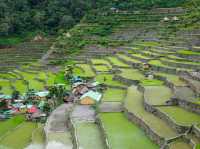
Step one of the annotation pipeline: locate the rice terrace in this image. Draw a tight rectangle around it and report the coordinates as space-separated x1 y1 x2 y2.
0 0 200 149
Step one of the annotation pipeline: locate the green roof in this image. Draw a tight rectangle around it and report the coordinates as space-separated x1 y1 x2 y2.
80 91 102 102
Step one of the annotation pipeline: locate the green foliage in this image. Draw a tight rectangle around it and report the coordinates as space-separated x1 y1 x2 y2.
141 79 164 86
55 71 66 84
0 0 92 36
0 0 188 38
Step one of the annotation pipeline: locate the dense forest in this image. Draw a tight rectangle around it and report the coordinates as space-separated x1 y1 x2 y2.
0 0 187 37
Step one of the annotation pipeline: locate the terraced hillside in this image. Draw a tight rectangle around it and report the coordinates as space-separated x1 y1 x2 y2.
65 7 200 148
0 3 200 149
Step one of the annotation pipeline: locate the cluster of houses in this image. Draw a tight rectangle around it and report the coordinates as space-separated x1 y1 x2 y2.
0 91 49 120
0 75 105 120
64 76 104 105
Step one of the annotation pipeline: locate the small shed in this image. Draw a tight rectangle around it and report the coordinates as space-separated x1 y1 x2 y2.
163 17 169 22
80 91 102 105
172 16 179 21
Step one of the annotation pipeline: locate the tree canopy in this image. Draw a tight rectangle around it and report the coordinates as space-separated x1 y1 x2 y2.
0 0 187 36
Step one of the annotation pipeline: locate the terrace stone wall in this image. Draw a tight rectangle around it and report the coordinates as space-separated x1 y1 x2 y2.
106 85 127 90
138 85 189 134
151 65 177 74
68 114 79 149
193 125 200 138
176 54 200 63
113 75 139 86
162 136 194 149
124 52 149 63
180 76 200 96
176 98 200 114
124 109 165 146
154 74 200 114
96 117 111 149
161 59 200 70
44 104 74 147
116 55 141 68
154 75 175 90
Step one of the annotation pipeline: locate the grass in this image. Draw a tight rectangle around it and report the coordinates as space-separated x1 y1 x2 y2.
0 115 25 138
138 41 161 47
167 55 189 61
140 79 164 86
32 124 45 144
103 88 126 102
169 140 192 149
100 113 159 149
119 68 145 80
143 51 161 57
0 79 12 94
155 73 186 86
150 49 175 54
75 122 104 149
0 73 18 79
95 74 126 87
36 72 47 80
73 67 85 76
14 70 45 91
94 65 110 72
124 86 177 138
161 58 200 65
144 86 172 105
0 36 23 46
157 106 200 126
46 72 56 86
117 54 142 63
91 59 111 66
107 57 129 67
0 122 37 149
12 80 28 94
149 60 192 72
149 60 173 68
15 70 36 80
76 64 95 77
178 50 200 56
28 80 44 91
131 53 151 59
54 71 66 84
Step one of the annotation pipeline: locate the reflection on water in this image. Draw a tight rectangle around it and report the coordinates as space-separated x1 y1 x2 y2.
25 144 44 149
46 141 73 149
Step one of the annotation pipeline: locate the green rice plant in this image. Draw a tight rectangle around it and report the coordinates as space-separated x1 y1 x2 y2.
100 113 159 149
144 86 172 105
140 79 164 86
103 88 126 102
157 106 200 126
124 86 177 138
0 122 37 149
94 65 110 72
95 74 125 87
74 122 104 149
119 68 145 81
178 50 200 56
0 115 25 138
107 57 129 67
155 73 186 86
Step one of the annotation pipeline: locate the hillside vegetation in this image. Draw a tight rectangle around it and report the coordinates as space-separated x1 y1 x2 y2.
0 0 187 36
